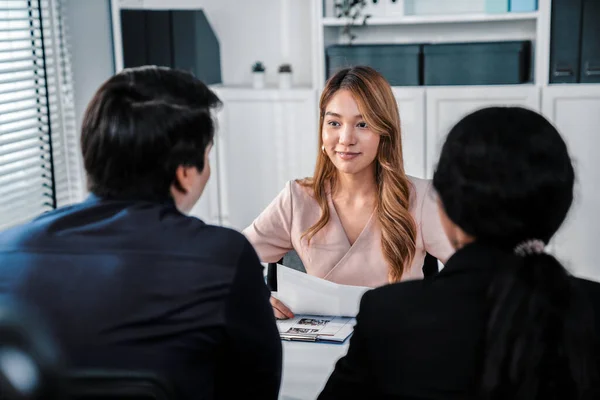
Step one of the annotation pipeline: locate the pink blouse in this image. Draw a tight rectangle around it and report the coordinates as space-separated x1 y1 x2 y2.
242 176 453 288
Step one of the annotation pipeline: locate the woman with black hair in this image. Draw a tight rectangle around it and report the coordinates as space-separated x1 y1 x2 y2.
319 106 600 400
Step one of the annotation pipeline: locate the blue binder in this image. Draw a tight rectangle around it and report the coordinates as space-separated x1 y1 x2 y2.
580 0 600 83
549 0 583 83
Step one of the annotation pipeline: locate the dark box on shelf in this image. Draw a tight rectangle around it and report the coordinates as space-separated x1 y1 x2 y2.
326 44 422 86
121 9 222 84
423 41 532 85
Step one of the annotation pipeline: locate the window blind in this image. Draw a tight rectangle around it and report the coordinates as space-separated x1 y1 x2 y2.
0 0 83 230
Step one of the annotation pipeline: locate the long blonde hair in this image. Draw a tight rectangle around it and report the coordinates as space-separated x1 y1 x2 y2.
300 66 417 282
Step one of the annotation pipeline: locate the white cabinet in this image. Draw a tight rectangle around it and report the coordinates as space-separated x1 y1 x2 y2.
425 86 541 177
392 87 426 178
204 87 318 231
542 86 600 281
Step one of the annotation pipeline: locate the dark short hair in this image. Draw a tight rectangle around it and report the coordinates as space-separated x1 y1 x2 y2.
81 66 222 201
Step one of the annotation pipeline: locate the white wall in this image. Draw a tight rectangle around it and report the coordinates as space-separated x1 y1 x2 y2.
114 0 313 87
65 0 115 137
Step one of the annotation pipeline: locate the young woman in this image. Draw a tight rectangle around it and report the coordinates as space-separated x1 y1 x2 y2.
319 107 600 400
243 66 453 318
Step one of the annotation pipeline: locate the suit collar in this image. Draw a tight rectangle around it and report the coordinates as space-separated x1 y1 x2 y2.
84 193 176 208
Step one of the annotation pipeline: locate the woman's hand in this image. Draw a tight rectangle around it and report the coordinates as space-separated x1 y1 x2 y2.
270 296 294 319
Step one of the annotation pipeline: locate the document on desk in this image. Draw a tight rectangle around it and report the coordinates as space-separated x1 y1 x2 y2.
274 266 370 342
276 264 371 317
277 315 356 342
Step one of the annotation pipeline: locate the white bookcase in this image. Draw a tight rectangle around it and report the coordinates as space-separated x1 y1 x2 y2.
313 0 550 89
309 0 551 180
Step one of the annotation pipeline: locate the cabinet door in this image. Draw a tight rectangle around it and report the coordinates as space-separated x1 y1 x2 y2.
542 86 600 281
392 87 426 179
211 88 318 231
425 86 540 178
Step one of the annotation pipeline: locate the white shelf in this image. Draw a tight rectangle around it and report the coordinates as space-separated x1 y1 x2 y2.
321 12 538 27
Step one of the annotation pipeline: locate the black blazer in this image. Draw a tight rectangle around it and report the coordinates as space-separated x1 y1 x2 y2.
319 242 600 400
0 195 282 400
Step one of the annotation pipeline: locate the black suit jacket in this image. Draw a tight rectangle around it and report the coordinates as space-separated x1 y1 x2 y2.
0 195 282 400
319 242 600 400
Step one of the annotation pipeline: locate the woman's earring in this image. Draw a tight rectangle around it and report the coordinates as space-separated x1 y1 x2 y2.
321 145 325 153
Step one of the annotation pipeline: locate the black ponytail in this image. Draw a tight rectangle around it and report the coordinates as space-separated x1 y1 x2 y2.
482 253 596 399
433 107 598 399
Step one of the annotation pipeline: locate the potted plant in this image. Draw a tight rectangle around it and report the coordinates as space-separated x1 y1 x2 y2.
278 63 292 89
334 0 371 45
252 61 266 89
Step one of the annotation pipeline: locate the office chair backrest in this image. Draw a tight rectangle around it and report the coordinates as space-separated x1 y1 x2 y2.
0 300 63 400
266 250 305 292
281 250 305 273
67 369 174 400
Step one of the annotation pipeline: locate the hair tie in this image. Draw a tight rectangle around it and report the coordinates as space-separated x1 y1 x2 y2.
514 239 545 257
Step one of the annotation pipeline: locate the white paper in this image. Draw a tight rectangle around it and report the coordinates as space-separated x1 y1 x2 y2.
276 265 370 317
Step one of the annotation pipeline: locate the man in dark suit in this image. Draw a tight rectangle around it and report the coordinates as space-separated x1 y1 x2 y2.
0 66 282 400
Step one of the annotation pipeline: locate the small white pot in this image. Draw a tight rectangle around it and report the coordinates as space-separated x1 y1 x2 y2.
278 72 292 89
252 72 265 89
